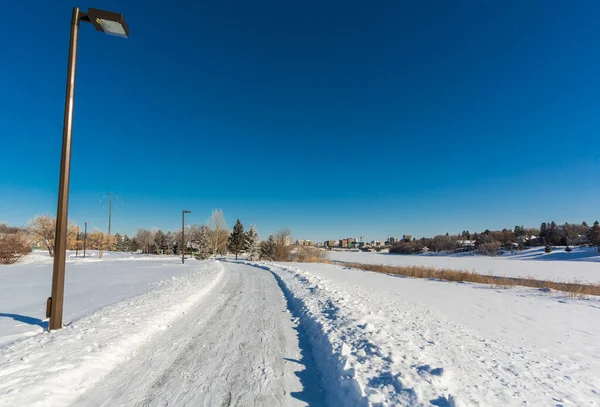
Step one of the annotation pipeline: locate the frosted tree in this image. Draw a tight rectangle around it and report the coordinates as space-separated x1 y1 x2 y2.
208 209 229 256
227 219 245 260
195 225 211 260
245 225 260 261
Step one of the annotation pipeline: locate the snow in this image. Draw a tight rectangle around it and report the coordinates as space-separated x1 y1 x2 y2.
328 247 600 283
259 261 600 406
0 250 198 346
2 250 600 406
0 257 224 406
1 254 320 406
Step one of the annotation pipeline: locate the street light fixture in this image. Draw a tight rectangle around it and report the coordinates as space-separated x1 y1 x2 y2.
182 211 191 264
48 7 129 332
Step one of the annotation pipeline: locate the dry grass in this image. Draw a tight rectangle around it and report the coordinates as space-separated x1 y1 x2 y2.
292 246 331 263
333 262 600 298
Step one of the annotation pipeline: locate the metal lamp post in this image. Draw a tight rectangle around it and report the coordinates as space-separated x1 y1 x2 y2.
48 7 129 331
182 211 191 264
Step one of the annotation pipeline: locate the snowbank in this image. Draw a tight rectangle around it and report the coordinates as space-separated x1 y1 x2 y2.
0 259 224 406
260 261 600 406
329 247 600 283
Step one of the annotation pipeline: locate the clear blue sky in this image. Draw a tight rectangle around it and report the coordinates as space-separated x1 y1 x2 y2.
2 0 600 241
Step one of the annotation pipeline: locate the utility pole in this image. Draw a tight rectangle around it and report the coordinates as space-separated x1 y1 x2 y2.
83 222 87 258
108 191 112 237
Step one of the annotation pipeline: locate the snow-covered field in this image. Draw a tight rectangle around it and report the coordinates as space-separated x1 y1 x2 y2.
263 261 600 406
329 247 600 283
0 250 197 345
1 251 599 406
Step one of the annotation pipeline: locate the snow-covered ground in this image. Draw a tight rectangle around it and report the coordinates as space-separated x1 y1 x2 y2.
0 254 319 406
329 247 600 283
262 261 600 406
2 251 599 406
0 250 197 346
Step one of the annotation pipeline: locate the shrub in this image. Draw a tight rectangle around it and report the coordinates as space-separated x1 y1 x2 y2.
545 245 552 253
565 246 572 252
294 246 329 263
478 241 501 256
0 233 32 264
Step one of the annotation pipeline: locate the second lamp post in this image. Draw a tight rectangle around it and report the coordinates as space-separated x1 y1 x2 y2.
182 210 191 264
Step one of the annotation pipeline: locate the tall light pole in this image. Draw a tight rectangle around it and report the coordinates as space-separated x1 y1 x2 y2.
83 221 88 258
48 7 129 331
182 210 191 264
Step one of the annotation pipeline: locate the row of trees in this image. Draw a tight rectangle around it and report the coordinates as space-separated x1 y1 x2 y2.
390 221 600 255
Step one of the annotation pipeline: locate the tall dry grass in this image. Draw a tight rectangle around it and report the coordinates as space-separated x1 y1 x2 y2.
330 262 600 298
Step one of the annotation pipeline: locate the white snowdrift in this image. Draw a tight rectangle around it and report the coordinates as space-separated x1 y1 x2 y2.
0 260 224 407
329 247 600 283
261 261 600 406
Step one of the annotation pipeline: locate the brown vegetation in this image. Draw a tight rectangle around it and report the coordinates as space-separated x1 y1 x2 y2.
87 231 116 258
333 262 600 298
293 246 330 263
0 233 32 264
28 215 78 257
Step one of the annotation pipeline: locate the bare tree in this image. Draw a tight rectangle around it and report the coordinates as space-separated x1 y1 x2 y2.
28 215 78 257
135 228 155 254
208 209 229 256
273 228 292 261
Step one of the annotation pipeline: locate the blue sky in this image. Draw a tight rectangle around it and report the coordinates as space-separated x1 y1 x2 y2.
2 0 600 241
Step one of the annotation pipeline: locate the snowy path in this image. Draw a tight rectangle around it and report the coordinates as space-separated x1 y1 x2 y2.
75 262 322 407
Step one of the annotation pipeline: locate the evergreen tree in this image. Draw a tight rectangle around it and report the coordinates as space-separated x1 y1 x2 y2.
129 237 140 252
547 221 562 246
121 235 131 252
539 222 549 243
195 225 211 260
113 233 122 251
227 219 245 260
587 221 600 252
260 235 276 260
245 225 261 261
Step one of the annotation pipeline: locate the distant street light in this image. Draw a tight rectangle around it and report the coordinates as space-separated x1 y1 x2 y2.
48 7 129 332
83 221 88 259
182 211 191 264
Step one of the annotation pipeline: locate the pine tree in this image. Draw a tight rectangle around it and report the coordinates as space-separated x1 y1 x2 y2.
113 233 122 251
227 219 245 260
129 237 140 252
547 221 562 246
195 225 211 260
245 225 261 261
539 222 548 243
587 221 600 252
122 235 131 252
260 235 276 260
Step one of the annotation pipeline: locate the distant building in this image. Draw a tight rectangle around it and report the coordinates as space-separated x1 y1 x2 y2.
388 237 398 245
325 240 338 247
402 235 413 242
283 237 291 246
